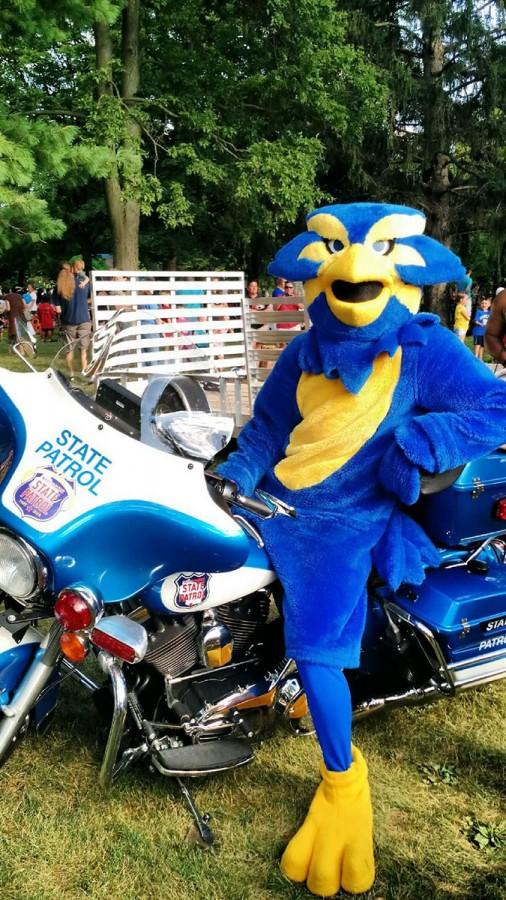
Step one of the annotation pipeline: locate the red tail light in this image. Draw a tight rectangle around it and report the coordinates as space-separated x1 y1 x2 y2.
90 628 136 663
54 587 100 631
495 498 506 521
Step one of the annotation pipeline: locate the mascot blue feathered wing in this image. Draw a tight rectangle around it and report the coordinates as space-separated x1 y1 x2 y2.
218 203 506 896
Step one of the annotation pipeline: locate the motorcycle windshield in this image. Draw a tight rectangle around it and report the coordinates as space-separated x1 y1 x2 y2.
0 368 249 601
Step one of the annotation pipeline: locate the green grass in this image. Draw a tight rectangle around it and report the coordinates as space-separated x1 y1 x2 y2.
0 336 505 900
0 334 66 373
0 681 504 900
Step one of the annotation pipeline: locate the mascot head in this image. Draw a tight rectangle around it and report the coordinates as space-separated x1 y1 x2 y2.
268 202 465 327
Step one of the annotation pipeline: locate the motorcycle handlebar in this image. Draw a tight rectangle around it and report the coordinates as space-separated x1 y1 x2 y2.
234 490 275 517
206 473 275 518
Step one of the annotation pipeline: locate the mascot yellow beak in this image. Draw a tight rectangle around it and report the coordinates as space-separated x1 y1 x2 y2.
317 243 394 327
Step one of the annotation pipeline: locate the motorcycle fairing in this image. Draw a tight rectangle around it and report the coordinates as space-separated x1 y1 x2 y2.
0 369 250 601
0 626 40 705
0 369 234 532
0 394 26 489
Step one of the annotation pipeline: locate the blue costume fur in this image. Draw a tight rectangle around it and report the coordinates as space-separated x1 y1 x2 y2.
218 202 506 894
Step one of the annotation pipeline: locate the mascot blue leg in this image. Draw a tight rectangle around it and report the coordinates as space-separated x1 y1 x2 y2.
297 663 352 771
280 662 374 896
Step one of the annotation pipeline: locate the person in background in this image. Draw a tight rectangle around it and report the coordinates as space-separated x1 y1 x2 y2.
246 280 268 330
246 279 259 302
22 282 37 320
56 263 91 378
73 258 90 289
37 293 57 342
4 286 27 345
485 285 506 364
456 269 473 317
272 276 286 298
275 281 302 331
246 279 270 367
471 297 491 361
453 292 470 342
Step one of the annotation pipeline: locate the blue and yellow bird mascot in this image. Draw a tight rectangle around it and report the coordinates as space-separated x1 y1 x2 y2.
218 202 506 896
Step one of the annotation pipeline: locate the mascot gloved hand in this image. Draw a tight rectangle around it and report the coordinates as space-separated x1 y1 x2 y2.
218 202 506 896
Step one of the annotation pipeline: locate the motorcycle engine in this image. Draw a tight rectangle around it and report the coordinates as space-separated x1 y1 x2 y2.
143 590 271 678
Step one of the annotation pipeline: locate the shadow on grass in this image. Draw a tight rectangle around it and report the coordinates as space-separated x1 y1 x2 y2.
267 850 506 900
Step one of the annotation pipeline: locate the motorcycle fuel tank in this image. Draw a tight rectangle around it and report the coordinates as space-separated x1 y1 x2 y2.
146 536 276 615
393 549 506 664
416 451 506 547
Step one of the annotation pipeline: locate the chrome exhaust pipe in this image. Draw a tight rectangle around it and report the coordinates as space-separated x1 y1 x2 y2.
352 650 506 720
352 682 441 720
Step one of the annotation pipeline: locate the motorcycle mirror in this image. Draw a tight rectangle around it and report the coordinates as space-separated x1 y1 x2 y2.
12 317 37 369
153 410 235 462
82 308 126 381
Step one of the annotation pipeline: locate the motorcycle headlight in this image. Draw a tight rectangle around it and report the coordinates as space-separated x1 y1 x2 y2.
0 530 46 602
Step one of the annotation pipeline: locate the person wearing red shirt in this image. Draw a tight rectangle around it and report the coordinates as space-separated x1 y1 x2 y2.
37 295 57 341
275 281 302 329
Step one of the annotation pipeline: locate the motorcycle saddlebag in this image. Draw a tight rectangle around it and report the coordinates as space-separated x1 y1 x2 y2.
393 552 506 665
415 451 506 547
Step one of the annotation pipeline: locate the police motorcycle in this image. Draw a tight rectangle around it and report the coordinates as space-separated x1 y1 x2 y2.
0 316 506 844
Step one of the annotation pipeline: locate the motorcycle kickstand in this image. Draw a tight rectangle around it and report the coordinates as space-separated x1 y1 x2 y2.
176 776 215 848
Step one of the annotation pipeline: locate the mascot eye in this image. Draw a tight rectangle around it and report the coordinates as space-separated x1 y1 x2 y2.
372 239 395 255
326 239 345 254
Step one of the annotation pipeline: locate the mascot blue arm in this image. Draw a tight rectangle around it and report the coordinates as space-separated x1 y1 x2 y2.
397 325 506 470
218 202 506 897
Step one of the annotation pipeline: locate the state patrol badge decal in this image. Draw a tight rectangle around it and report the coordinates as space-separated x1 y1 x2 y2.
174 573 211 609
14 467 74 522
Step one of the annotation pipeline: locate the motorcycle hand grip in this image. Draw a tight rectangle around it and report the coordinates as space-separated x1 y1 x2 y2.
206 473 273 518
233 490 274 518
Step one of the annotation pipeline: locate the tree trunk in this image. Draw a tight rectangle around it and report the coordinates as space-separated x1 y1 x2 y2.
94 0 141 270
421 10 451 319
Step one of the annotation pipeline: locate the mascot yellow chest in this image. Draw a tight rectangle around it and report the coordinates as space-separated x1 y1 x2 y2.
274 348 403 490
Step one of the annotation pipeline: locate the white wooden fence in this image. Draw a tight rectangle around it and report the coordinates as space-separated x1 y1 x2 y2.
91 270 246 374
90 270 307 425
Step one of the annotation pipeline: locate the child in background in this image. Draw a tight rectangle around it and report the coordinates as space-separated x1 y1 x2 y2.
471 297 491 361
37 294 57 342
73 259 90 289
454 292 470 343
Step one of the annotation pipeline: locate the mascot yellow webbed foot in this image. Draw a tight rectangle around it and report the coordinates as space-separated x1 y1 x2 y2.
280 746 374 896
